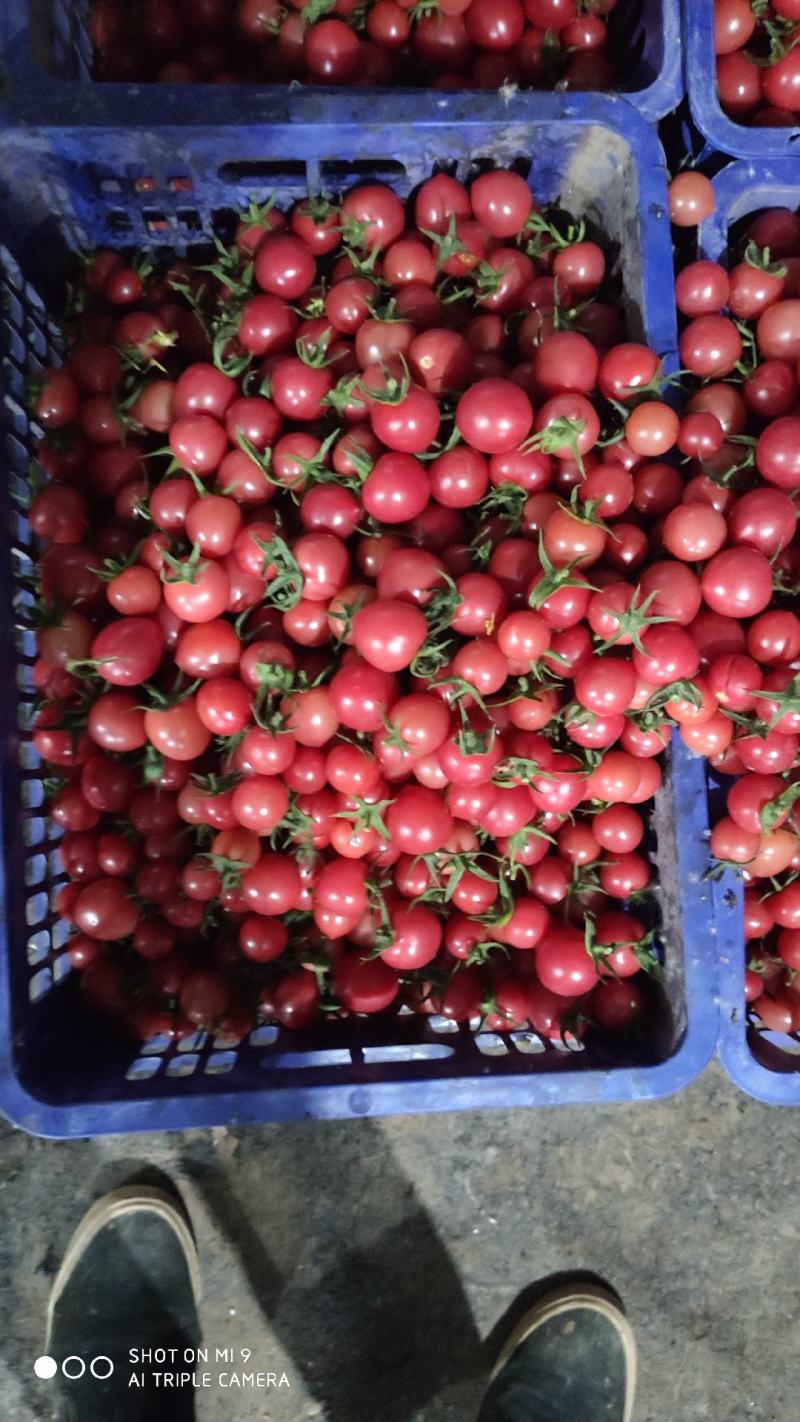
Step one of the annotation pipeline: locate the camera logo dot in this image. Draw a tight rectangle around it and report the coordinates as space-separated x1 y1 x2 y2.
34 1355 114 1381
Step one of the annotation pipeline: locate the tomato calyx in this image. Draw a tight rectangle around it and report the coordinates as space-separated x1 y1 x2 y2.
529 531 595 610
324 373 367 415
747 949 782 978
200 230 254 291
743 241 787 279
519 210 587 261
549 292 594 335
335 437 374 481
476 483 528 536
561 702 602 731
418 850 502 906
522 417 588 471
760 867 800 900
456 721 494 756
299 0 338 26
492 755 546 787
64 656 113 683
702 451 755 490
749 13 800 65
752 672 800 730
410 583 464 679
594 589 672 655
506 824 556 866
772 566 800 599
139 745 167 784
297 445 361 494
410 633 454 679
584 916 661 979
212 319 253 380
435 672 490 717
759 779 800 834
425 572 464 632
89 541 146 583
720 706 770 735
472 262 508 302
297 291 327 321
562 484 614 535
120 317 176 360
732 322 759 381
160 543 207 588
252 696 289 734
296 330 338 369
238 196 279 232
232 433 277 487
570 744 604 775
42 771 69 799
341 242 383 278
420 215 470 275
463 938 508 968
337 212 380 261
410 0 441 21
328 591 369 644
360 359 412 408
335 796 394 840
251 0 285 35
194 770 242 796
253 659 297 698
109 384 148 436
418 421 461 463
298 194 340 224
200 852 247 893
257 534 304 609
140 677 202 710
273 804 317 860
702 857 749 883
605 365 670 409
437 277 478 308
512 659 567 693
633 678 702 726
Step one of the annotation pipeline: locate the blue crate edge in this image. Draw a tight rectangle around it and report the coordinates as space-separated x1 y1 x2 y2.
684 0 800 161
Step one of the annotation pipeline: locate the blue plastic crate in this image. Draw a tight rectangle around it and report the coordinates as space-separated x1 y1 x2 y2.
685 0 800 160
698 159 800 1104
0 111 717 1137
1 0 681 127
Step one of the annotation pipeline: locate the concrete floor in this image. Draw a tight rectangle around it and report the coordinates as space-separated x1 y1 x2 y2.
1 1059 796 1422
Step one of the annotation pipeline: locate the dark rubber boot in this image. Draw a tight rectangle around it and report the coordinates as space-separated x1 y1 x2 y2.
478 1284 636 1422
46 1186 201 1422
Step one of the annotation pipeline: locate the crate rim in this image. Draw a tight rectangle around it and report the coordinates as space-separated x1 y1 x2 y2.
684 0 800 161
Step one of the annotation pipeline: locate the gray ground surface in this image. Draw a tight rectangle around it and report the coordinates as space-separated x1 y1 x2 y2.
0 1059 795 1422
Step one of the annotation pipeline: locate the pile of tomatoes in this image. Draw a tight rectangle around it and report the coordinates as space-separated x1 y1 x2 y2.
30 165 700 1048
714 0 800 128
669 203 800 1039
89 0 619 90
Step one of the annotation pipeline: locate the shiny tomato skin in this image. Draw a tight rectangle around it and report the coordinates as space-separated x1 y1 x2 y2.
456 379 533 453
536 927 598 998
144 699 211 762
334 953 399 1014
352 599 428 673
700 548 774 620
